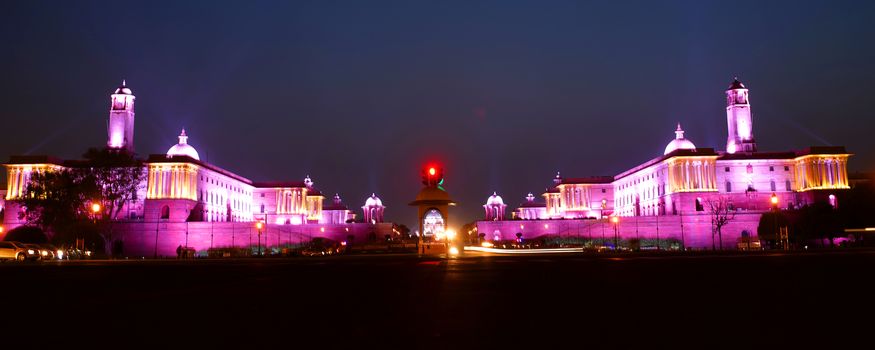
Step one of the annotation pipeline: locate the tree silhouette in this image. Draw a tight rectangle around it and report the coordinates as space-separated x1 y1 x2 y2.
707 196 736 250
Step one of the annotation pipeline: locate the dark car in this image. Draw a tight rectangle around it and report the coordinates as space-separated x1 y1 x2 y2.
37 244 61 260
22 244 44 261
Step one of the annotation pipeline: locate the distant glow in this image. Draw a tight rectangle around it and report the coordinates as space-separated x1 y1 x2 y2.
91 203 101 213
256 221 264 230
464 246 582 254
57 250 64 259
341 241 347 246
445 229 456 241
429 167 436 176
320 227 325 233
448 246 459 255
611 216 619 224
770 194 778 205
481 241 494 248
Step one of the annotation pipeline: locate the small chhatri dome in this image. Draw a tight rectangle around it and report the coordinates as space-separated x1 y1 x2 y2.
114 79 133 95
333 193 342 205
664 123 697 155
728 77 746 90
166 128 200 160
526 193 535 202
304 175 313 188
486 192 505 206
365 193 383 207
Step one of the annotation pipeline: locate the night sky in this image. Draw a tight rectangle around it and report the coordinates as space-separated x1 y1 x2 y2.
2 0 874 229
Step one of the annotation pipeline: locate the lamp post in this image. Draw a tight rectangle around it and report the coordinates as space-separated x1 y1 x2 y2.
770 193 781 250
256 220 264 256
679 210 685 252
89 202 101 254
611 216 619 251
656 202 662 251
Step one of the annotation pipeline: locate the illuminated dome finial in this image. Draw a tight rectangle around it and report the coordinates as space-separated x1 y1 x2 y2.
167 128 200 160
114 79 132 95
664 123 696 155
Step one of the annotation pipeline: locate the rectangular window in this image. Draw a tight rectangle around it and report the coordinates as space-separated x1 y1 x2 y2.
726 182 732 193
771 181 777 192
601 189 606 193
770 166 774 171
695 198 704 212
725 167 730 172
784 166 790 171
786 180 792 191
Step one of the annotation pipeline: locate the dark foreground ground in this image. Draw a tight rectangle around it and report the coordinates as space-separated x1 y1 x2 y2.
2 250 873 348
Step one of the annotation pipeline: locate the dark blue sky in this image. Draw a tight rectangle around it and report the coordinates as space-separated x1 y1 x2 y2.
2 0 874 228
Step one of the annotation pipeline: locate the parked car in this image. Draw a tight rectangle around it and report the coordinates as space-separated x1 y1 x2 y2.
62 247 93 260
23 244 44 261
0 241 34 262
37 244 60 260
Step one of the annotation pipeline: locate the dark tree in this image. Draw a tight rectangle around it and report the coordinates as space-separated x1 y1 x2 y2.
80 148 145 221
2 226 48 244
707 196 736 250
21 168 99 233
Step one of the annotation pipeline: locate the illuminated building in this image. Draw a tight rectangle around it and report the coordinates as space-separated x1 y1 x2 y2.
2 81 395 257
480 78 851 249
362 193 385 224
483 192 507 221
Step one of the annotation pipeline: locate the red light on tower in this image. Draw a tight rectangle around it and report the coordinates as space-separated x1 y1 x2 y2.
422 164 444 187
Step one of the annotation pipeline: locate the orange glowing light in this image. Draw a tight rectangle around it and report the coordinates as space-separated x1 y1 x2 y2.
611 216 619 224
256 221 264 230
91 203 101 213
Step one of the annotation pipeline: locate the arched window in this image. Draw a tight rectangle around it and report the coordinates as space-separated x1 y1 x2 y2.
160 205 170 220
726 181 732 193
770 180 776 192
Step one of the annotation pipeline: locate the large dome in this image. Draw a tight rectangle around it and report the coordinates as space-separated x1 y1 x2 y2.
486 192 505 206
167 129 200 160
664 123 696 155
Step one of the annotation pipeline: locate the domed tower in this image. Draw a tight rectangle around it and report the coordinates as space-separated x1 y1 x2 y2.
410 164 456 243
483 192 507 221
107 80 136 153
166 129 200 160
664 123 697 155
726 77 757 154
362 193 385 224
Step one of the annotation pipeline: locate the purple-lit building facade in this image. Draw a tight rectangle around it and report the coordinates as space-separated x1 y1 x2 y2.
479 79 851 249
2 82 395 257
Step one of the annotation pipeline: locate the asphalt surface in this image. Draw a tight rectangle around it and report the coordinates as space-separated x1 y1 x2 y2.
2 250 873 348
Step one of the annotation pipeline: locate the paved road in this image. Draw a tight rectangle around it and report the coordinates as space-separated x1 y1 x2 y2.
2 250 872 347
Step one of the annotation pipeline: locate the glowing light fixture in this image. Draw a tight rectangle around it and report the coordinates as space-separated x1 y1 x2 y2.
445 229 457 241
91 203 101 213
